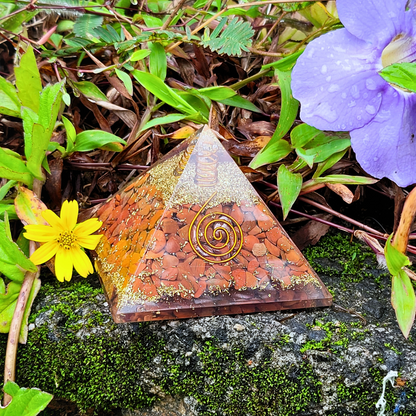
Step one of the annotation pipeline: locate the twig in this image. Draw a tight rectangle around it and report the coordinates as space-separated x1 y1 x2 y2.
161 0 188 30
3 179 43 405
3 245 39 405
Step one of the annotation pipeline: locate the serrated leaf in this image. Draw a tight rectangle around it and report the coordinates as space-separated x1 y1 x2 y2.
149 42 167 81
201 17 254 56
73 13 103 38
277 164 303 220
0 76 21 117
14 46 42 113
73 130 126 152
0 381 53 415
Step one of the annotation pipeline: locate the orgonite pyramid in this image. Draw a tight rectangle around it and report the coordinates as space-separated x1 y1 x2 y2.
94 126 332 322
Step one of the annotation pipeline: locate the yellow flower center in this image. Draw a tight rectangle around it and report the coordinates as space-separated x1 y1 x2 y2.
57 231 77 250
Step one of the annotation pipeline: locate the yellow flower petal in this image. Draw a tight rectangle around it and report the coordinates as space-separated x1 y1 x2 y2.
74 218 102 237
55 247 74 282
61 200 79 230
72 246 93 277
42 209 66 231
76 235 102 250
24 225 60 242
30 240 59 265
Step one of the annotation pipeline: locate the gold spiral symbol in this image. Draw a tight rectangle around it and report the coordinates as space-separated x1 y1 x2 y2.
188 193 243 264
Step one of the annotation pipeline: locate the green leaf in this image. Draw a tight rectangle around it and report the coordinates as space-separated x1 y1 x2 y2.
132 70 202 117
142 13 164 27
201 17 254 56
0 147 33 187
385 234 411 275
391 270 416 338
262 50 303 71
139 113 190 132
0 381 53 415
277 164 303 220
0 220 37 282
62 115 76 154
291 123 322 148
249 139 292 169
0 201 17 221
130 49 151 62
197 86 236 101
249 69 297 168
19 274 41 344
71 80 108 102
14 46 42 113
0 280 21 334
149 42 167 81
218 94 262 113
175 91 210 119
0 76 20 117
73 13 103 38
308 174 378 186
313 149 347 178
296 136 351 166
0 180 17 201
115 69 133 96
270 69 299 141
379 62 416 93
73 130 127 152
26 124 48 180
25 81 64 179
386 235 416 338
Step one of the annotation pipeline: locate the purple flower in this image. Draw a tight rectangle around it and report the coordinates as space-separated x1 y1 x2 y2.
291 0 416 187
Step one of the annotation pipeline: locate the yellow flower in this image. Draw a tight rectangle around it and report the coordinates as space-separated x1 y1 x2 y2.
23 200 102 282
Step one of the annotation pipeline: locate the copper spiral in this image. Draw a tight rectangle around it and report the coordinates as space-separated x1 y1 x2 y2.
189 193 243 264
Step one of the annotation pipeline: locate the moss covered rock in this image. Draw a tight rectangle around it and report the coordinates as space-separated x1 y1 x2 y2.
7 233 416 415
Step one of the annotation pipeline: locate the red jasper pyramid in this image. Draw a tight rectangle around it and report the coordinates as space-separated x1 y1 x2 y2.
94 126 332 322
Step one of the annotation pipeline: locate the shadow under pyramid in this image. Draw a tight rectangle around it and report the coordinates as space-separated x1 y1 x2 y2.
94 126 332 322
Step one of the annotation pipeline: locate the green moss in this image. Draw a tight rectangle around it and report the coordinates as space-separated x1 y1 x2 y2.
304 233 388 286
8 279 324 415
161 340 322 416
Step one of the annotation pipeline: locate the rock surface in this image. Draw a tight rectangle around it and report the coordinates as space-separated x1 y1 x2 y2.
10 233 416 415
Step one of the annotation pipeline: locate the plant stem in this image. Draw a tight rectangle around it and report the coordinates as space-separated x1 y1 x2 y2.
3 179 43 405
392 186 416 253
3 242 39 405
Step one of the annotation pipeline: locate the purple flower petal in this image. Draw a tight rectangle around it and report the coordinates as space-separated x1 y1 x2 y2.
292 29 385 132
337 0 407 47
351 88 416 187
